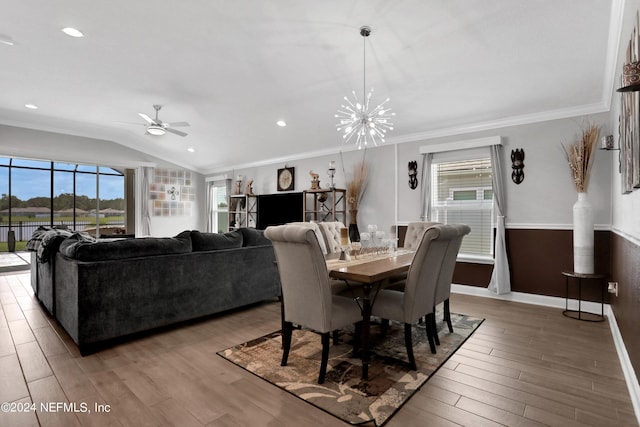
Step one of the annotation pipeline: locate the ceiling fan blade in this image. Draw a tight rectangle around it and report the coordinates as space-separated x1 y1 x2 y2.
165 128 188 137
138 113 156 124
166 121 190 127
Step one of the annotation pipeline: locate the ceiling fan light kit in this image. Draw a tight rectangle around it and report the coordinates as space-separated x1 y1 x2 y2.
147 125 166 136
137 104 190 137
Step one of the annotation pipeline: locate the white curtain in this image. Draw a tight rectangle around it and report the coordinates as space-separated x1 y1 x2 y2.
488 144 511 294
140 166 153 236
419 152 433 220
205 181 214 232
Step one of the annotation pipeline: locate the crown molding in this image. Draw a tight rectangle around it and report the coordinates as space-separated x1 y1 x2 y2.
206 102 609 176
387 102 609 145
603 0 626 109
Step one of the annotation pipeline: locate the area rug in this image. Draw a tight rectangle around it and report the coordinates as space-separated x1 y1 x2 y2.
218 313 483 426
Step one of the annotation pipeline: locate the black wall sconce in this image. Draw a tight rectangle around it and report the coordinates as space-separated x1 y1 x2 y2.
408 161 418 189
511 149 525 184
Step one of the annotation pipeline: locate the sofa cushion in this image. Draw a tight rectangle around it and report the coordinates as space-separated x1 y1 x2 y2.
59 230 192 261
239 227 272 247
191 230 243 251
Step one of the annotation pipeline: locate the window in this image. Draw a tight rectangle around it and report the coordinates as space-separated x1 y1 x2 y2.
0 157 126 250
208 181 229 233
431 157 493 257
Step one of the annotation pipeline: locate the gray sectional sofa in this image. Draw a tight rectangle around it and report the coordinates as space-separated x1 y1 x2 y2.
29 227 281 354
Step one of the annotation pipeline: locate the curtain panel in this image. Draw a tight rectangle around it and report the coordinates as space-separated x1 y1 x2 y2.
487 144 511 294
140 166 153 236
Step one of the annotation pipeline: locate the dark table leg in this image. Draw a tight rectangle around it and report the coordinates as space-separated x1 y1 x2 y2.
578 277 582 320
361 283 372 380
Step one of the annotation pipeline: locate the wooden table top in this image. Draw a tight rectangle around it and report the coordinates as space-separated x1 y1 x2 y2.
327 250 414 284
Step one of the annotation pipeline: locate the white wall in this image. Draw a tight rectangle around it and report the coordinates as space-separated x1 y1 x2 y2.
610 0 640 242
398 114 612 228
213 112 612 235
225 144 398 237
0 124 207 236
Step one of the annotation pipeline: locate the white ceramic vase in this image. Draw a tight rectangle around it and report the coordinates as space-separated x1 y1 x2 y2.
573 192 594 274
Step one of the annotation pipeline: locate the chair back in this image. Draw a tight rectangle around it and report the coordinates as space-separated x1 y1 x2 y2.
317 221 349 254
286 221 328 255
434 224 471 304
403 221 441 249
401 224 458 323
265 224 334 332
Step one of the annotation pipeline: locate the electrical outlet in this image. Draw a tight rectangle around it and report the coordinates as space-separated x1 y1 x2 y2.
608 281 619 297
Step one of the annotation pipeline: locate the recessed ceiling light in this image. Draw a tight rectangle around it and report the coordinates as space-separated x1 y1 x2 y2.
24 104 38 110
276 120 287 127
187 147 195 153
61 27 84 38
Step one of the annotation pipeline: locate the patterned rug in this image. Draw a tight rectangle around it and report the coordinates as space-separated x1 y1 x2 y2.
218 313 484 426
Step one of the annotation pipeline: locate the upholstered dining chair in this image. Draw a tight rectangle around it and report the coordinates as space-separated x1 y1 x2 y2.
403 221 441 249
431 224 470 345
371 224 460 370
383 221 442 288
264 224 362 384
317 221 349 255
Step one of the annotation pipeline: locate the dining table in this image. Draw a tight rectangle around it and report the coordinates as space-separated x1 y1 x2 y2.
326 249 415 380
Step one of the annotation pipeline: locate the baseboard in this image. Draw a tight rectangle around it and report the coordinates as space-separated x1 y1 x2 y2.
451 284 640 425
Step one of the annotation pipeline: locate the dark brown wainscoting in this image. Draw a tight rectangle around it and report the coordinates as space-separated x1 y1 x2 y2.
507 229 610 301
611 232 640 381
398 225 611 300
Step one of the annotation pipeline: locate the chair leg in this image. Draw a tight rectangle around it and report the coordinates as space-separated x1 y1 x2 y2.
332 330 339 345
432 306 440 346
404 323 417 370
425 314 437 354
281 321 293 366
280 299 285 349
380 318 390 336
444 299 454 333
319 332 330 384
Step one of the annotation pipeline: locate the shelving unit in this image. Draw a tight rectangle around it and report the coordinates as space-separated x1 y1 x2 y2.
303 188 346 224
228 194 257 230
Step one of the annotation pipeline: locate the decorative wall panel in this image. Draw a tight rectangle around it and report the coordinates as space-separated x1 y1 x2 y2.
149 168 194 216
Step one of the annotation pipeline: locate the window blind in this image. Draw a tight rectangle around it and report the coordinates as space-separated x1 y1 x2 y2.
431 157 493 257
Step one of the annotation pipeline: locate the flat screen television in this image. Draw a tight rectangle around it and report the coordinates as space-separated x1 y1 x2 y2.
256 192 303 230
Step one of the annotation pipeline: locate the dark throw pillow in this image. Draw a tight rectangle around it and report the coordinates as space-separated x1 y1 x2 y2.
190 230 243 251
59 231 192 261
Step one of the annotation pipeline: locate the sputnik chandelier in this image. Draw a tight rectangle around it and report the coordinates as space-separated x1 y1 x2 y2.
336 26 395 150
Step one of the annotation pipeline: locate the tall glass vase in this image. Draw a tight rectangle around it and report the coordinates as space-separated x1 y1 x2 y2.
348 209 360 242
573 192 594 274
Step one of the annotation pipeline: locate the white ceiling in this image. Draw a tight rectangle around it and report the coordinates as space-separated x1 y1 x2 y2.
0 1 620 174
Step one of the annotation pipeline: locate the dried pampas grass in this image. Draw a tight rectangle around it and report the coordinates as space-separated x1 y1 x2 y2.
347 161 367 210
562 124 600 193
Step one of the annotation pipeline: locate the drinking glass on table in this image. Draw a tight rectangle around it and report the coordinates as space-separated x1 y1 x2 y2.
359 232 371 250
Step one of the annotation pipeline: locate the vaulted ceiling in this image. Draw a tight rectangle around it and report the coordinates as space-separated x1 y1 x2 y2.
0 1 620 174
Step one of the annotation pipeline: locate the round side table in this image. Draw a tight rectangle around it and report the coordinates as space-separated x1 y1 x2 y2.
561 271 605 322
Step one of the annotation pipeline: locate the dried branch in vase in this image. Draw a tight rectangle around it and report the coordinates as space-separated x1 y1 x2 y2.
561 124 600 193
346 161 368 210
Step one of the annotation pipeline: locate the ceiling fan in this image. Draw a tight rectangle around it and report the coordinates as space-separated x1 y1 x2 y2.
138 105 190 137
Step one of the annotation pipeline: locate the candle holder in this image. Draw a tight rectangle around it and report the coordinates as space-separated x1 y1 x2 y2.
327 161 336 189
339 245 351 261
339 227 351 261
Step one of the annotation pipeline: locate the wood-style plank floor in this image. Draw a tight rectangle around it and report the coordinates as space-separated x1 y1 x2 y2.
0 271 637 426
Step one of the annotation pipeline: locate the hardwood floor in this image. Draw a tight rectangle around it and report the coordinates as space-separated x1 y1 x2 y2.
0 270 637 427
